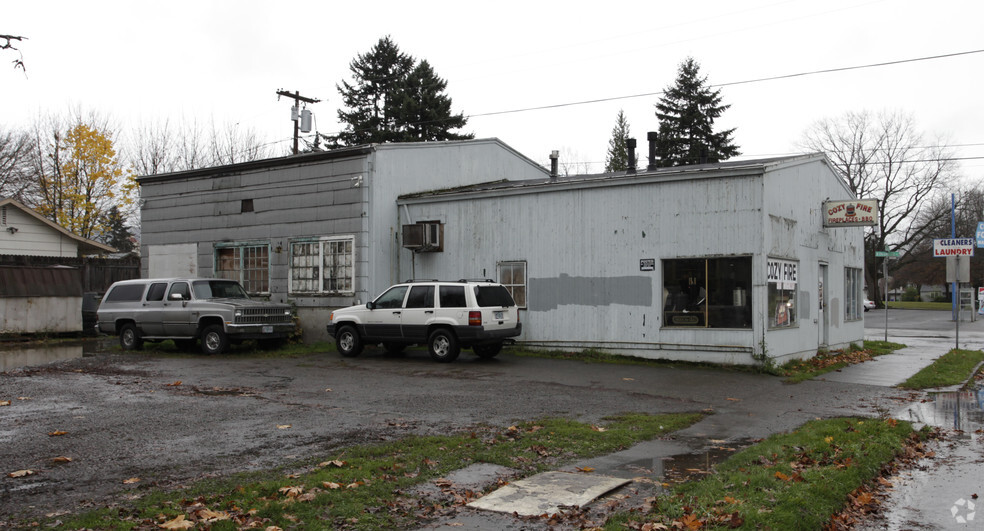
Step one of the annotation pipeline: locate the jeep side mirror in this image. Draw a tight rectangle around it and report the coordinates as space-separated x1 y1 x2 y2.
170 293 184 301
366 301 376 310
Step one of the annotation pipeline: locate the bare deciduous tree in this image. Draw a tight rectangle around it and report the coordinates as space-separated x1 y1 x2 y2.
799 110 957 304
0 127 33 200
1 34 27 72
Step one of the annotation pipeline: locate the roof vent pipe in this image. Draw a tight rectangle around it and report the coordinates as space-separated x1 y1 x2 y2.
647 131 658 171
549 150 559 178
626 139 637 174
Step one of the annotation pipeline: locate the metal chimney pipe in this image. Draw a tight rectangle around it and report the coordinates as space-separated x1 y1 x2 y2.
626 139 637 174
549 150 559 178
647 131 658 171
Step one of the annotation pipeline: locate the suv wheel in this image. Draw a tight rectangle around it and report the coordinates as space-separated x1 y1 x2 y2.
201 325 229 355
473 343 502 359
336 325 363 357
119 323 143 351
428 328 460 362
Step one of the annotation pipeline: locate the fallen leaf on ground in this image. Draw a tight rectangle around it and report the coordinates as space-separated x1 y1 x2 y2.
318 459 345 468
166 381 182 386
7 469 35 478
51 456 73 463
591 426 607 432
158 514 194 529
0 400 10 406
18 397 30 400
48 430 68 437
576 466 595 473
277 424 292 430
323 481 341 489
279 486 303 497
196 508 229 521
123 477 140 484
726 397 741 401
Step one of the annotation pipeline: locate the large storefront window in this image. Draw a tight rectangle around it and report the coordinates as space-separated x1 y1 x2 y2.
767 258 799 328
845 267 863 321
663 257 752 328
216 243 269 294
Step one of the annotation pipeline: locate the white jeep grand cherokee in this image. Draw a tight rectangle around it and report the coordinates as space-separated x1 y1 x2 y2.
326 279 522 362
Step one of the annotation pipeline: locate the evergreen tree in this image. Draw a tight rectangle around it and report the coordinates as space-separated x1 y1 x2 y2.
394 60 472 141
327 36 471 147
328 36 414 147
604 110 632 172
655 57 739 167
99 205 134 252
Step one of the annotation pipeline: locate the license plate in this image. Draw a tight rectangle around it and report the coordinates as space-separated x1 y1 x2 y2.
262 325 273 334
494 311 503 320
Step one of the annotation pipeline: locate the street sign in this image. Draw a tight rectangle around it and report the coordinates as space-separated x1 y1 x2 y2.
977 222 984 248
933 238 975 257
875 251 900 257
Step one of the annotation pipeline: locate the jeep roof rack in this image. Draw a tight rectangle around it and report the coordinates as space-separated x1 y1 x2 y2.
457 278 496 283
404 279 440 283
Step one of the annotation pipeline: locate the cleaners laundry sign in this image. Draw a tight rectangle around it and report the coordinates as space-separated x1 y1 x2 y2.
933 238 975 257
823 199 878 227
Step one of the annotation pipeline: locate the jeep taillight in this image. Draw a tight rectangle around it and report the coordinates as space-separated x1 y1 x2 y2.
468 311 482 326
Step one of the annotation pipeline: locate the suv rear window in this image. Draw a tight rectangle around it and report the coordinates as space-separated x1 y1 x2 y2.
105 283 146 302
474 285 515 307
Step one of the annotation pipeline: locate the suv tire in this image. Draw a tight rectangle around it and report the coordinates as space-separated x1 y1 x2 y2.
201 325 229 355
428 328 460 362
473 343 502 359
336 325 363 357
119 323 143 351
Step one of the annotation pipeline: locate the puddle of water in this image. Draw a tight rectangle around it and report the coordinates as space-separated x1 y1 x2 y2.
614 443 746 486
0 345 83 371
895 385 984 432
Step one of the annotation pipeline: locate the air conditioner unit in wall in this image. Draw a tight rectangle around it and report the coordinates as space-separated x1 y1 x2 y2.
402 222 443 252
402 224 424 249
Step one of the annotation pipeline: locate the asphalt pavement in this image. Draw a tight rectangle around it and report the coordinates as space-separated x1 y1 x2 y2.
2 309 982 529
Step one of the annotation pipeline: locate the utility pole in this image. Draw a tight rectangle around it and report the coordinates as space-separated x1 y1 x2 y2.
276 89 321 155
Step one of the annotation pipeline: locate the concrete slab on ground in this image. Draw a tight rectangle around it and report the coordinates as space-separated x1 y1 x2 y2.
466 471 630 516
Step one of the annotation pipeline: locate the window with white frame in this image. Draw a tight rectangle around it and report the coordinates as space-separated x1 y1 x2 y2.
767 258 798 328
845 267 863 321
215 243 269 294
498 261 527 308
289 236 355 294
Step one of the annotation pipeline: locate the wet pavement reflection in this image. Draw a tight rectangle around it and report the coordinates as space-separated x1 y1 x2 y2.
0 342 92 372
896 384 984 432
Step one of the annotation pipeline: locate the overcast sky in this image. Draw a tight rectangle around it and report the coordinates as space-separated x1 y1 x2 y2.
4 0 983 177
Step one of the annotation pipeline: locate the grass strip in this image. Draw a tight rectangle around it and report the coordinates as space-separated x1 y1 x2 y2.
899 348 984 389
605 417 921 530
47 412 701 530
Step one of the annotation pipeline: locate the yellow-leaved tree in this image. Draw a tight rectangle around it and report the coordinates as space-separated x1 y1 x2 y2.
35 122 137 241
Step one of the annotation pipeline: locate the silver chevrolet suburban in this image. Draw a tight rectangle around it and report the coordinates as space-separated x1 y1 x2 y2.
96 278 294 355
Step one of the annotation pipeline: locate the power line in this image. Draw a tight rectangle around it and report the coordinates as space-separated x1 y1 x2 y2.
262 48 984 164
465 48 984 119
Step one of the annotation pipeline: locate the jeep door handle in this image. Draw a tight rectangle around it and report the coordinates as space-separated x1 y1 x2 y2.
425 311 434 314
392 311 401 315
